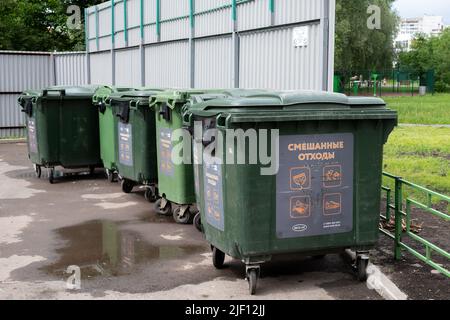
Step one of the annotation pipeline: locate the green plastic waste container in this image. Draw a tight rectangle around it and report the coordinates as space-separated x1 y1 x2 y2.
109 90 164 200
18 86 102 184
184 90 398 294
92 86 139 182
149 89 259 223
149 89 235 224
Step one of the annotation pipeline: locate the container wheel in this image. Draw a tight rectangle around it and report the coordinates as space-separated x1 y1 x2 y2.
144 187 158 203
48 168 55 184
155 198 172 216
105 169 115 183
247 269 258 295
356 256 369 282
34 164 41 179
312 254 326 260
193 212 202 232
173 206 193 225
212 246 225 269
121 179 134 194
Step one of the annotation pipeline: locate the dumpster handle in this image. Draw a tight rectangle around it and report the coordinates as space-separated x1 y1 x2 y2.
129 100 139 110
43 89 66 97
216 114 231 129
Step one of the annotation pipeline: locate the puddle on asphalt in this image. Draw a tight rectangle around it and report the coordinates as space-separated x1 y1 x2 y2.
43 220 205 280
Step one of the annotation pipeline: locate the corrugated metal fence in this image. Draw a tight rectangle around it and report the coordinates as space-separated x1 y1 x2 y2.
0 0 335 138
86 0 335 90
0 51 87 138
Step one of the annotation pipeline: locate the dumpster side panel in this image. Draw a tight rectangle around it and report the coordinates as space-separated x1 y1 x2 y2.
99 106 118 170
117 107 157 184
155 104 196 205
58 97 101 168
35 99 61 166
201 118 387 261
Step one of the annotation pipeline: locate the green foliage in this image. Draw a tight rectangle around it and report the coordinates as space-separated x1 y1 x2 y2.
335 0 399 71
0 0 106 51
398 29 450 92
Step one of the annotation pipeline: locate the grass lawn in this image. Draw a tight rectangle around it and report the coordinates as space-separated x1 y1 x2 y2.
383 126 450 201
383 94 450 125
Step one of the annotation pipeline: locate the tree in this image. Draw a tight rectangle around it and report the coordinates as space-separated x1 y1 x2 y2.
398 29 450 92
335 0 399 72
0 0 106 51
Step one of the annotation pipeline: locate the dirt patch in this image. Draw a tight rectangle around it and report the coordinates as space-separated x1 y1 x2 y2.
375 200 450 300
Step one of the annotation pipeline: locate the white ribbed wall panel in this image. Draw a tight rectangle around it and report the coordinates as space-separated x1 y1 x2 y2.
194 36 233 88
160 19 190 42
237 0 271 31
160 0 190 20
0 54 53 92
144 41 190 88
144 0 158 24
195 9 231 38
98 7 112 37
90 52 113 85
195 0 230 12
275 0 322 24
54 53 87 85
0 94 25 127
115 48 142 87
239 24 322 90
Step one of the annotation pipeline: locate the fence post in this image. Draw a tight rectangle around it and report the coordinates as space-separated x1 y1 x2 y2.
394 176 403 260
232 0 240 88
189 0 195 88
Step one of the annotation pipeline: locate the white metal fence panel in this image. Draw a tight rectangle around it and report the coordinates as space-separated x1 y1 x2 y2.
275 0 323 25
0 53 53 92
0 94 25 137
239 24 322 90
237 0 271 31
160 0 190 20
194 36 233 88
195 0 230 12
90 52 113 85
115 48 141 87
54 53 87 86
144 41 190 88
195 8 231 38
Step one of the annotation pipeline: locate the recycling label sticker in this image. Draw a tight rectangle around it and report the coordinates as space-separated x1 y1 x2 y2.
118 123 133 166
203 162 224 232
276 133 354 239
159 128 174 177
27 118 38 154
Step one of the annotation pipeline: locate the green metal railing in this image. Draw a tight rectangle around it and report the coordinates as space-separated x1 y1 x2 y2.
380 172 450 278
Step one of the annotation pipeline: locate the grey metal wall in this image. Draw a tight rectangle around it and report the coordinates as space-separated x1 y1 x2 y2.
86 0 335 91
0 51 87 138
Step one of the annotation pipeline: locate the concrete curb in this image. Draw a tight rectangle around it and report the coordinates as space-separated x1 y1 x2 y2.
0 138 26 144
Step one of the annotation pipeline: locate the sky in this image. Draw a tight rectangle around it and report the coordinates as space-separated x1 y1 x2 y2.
393 0 450 24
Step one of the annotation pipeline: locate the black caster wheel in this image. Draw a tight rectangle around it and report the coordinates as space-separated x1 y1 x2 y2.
212 246 225 269
121 179 134 194
48 168 55 184
247 269 258 295
193 212 202 232
105 169 115 183
34 164 41 179
312 254 326 260
144 186 158 203
173 206 193 225
356 256 369 282
155 198 172 216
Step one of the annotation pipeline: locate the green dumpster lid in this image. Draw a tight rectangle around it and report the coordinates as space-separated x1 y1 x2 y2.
184 90 397 124
150 89 232 108
93 86 141 104
108 89 165 106
43 85 101 98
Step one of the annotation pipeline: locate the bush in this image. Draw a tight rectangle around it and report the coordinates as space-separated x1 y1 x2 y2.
435 81 450 93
